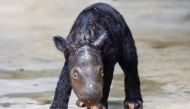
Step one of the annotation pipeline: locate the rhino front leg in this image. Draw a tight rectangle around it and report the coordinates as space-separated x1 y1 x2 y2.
50 61 72 109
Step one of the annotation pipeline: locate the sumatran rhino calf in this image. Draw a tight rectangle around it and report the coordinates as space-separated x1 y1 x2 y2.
50 3 143 109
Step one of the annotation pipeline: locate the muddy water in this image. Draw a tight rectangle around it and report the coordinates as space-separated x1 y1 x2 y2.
0 0 190 109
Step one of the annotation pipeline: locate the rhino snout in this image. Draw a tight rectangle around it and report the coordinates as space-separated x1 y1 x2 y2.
79 82 103 106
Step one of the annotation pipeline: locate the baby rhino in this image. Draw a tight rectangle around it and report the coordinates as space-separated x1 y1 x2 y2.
50 3 143 109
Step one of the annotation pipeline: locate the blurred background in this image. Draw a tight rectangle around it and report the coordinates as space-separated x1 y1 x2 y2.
0 0 190 109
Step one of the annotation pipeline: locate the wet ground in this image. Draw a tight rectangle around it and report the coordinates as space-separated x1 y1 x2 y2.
0 0 190 109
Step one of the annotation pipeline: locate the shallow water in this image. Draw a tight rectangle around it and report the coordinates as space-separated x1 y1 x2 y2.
0 0 190 109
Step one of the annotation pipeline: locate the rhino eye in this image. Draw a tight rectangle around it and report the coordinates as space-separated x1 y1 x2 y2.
72 70 79 80
100 67 104 77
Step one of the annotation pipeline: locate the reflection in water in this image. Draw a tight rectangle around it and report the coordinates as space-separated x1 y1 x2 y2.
0 0 190 109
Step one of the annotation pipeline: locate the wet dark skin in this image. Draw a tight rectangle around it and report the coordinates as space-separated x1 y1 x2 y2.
50 3 143 109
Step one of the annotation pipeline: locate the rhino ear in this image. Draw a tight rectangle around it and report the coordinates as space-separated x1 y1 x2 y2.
53 36 67 52
93 32 107 49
